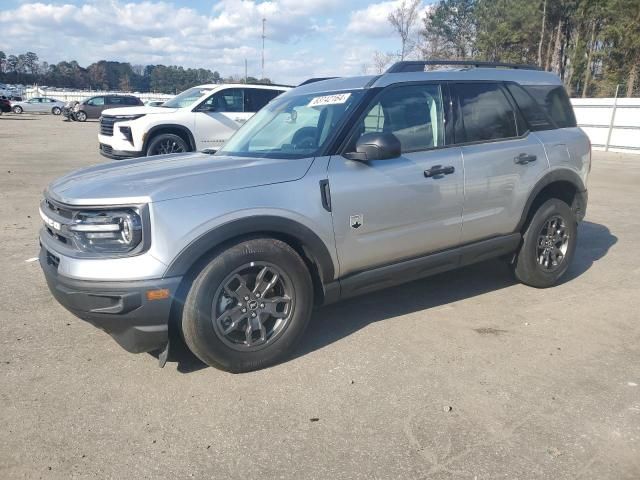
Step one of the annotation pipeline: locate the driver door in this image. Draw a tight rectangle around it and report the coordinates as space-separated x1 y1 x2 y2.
24 98 41 112
328 83 464 277
194 88 251 150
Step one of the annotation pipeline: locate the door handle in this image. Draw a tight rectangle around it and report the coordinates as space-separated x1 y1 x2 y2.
514 153 537 165
424 165 455 178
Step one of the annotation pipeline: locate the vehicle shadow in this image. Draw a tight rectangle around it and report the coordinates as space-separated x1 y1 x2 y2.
0 117 39 121
164 221 616 373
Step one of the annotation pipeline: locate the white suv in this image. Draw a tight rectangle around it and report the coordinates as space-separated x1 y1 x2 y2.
98 83 289 159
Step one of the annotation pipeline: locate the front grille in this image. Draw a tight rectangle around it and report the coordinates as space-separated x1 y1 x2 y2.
44 198 73 219
100 116 116 136
40 197 76 249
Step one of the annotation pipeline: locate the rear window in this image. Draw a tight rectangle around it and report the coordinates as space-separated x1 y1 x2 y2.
245 88 284 112
454 83 520 143
505 83 555 131
523 85 576 128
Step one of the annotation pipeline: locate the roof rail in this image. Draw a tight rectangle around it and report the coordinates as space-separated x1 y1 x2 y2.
298 77 339 86
386 60 542 73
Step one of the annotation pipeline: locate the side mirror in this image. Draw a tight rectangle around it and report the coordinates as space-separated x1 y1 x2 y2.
344 132 401 161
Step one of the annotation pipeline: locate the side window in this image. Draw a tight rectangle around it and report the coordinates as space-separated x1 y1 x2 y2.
87 97 105 106
523 85 576 128
355 84 445 152
201 89 244 112
454 83 519 143
108 97 122 105
126 97 141 105
505 83 555 132
245 89 284 112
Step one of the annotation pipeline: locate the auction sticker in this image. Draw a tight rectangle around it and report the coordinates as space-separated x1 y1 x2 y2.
308 93 351 107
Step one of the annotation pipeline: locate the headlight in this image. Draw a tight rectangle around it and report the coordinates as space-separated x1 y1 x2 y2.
69 209 143 253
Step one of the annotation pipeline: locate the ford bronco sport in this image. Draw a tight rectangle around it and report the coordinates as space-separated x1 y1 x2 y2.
39 61 589 372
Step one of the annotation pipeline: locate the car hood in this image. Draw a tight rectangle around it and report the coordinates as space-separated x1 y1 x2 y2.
101 106 178 116
45 152 314 206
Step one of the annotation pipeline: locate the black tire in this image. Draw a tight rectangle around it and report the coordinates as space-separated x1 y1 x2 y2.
52 107 61 115
76 110 87 122
513 198 577 288
181 238 313 373
12 106 22 114
146 133 189 156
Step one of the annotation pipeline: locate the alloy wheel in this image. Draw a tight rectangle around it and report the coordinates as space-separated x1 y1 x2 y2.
152 139 186 155
536 215 570 272
212 263 293 351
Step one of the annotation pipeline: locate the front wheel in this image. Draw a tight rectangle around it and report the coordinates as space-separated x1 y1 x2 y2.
146 133 189 156
52 107 61 115
181 238 314 373
513 198 577 288
75 110 87 122
12 106 22 114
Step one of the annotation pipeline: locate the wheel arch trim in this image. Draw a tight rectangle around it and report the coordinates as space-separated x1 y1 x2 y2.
144 124 196 152
516 168 586 232
163 215 336 284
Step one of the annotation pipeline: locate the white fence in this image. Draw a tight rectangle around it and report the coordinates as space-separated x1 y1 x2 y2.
571 98 640 155
22 87 173 104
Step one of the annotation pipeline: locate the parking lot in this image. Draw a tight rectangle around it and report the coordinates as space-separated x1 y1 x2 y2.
1 113 639 479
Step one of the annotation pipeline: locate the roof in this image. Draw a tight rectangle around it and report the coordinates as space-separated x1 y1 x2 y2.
286 66 562 97
194 83 292 90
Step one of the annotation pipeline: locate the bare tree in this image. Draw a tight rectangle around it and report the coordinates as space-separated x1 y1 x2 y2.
388 0 422 60
372 51 396 74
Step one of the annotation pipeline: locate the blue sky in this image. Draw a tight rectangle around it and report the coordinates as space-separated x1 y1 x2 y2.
0 0 432 84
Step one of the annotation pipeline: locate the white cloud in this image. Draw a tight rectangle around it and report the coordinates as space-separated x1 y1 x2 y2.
346 0 430 38
0 0 349 82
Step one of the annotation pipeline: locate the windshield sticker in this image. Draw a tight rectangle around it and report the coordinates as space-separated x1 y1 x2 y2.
308 93 351 107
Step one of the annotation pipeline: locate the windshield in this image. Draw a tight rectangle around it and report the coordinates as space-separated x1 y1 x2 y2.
162 87 213 108
217 90 366 159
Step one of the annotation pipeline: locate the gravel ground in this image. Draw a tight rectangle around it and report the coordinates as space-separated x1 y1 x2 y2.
1 113 639 479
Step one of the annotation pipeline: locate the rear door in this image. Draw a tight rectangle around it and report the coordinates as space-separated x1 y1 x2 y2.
328 83 464 276
452 82 548 243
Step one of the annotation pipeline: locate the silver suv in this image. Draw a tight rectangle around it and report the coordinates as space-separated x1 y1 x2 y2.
39 61 590 372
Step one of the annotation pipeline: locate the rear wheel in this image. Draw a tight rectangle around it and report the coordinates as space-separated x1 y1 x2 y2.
181 238 314 373
146 133 189 156
12 106 22 114
51 107 61 115
513 198 577 288
75 110 87 122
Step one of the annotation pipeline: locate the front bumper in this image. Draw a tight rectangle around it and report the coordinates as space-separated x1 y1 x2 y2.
99 143 145 160
40 247 181 353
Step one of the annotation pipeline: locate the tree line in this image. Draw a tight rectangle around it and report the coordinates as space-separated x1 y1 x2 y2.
382 0 640 97
0 52 272 93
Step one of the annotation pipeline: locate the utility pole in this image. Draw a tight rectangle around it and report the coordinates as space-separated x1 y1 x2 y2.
244 58 248 83
261 18 266 81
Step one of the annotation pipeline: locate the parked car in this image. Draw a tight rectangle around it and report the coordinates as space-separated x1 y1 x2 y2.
62 100 80 121
73 95 144 122
0 97 11 115
97 83 289 159
39 61 589 372
12 97 65 114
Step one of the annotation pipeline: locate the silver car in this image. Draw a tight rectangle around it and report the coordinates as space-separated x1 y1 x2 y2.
38 61 590 372
12 97 65 115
